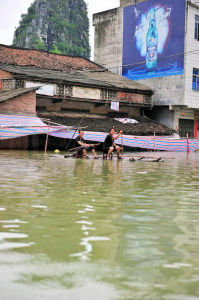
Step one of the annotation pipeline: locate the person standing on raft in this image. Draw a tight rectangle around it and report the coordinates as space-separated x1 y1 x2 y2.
103 128 123 159
74 130 98 159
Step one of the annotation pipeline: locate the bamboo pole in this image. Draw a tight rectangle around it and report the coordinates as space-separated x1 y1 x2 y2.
186 132 190 152
65 113 85 151
41 118 87 129
153 132 156 156
44 122 49 154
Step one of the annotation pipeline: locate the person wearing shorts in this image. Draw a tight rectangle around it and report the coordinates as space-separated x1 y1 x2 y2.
103 128 123 159
74 130 98 158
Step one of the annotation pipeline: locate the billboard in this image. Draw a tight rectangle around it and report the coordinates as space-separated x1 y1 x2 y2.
122 0 186 80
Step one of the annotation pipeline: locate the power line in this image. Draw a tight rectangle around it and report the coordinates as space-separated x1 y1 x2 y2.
89 48 199 72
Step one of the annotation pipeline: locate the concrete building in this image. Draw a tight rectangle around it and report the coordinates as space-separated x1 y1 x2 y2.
93 0 199 138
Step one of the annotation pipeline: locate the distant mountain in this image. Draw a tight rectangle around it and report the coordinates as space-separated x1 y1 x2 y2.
13 0 90 58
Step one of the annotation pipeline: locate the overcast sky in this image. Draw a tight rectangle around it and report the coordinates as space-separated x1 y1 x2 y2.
0 0 119 57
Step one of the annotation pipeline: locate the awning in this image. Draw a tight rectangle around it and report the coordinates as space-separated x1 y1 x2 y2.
49 129 199 152
0 114 52 140
1 115 199 152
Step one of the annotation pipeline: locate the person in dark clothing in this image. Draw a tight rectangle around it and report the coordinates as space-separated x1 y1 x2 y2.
103 128 123 159
74 130 98 158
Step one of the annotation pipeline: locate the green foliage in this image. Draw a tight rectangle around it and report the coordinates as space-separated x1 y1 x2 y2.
35 39 46 50
50 44 61 54
19 1 38 27
13 0 90 58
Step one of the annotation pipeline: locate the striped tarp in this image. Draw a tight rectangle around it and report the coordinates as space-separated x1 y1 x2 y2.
49 129 199 152
0 114 54 140
1 115 199 152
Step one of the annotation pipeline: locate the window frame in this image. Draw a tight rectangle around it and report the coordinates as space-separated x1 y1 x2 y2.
1 79 15 91
100 89 117 101
192 68 199 91
194 15 199 41
15 79 25 89
55 84 73 96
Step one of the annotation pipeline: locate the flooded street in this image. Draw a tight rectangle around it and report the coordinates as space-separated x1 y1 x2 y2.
0 151 199 300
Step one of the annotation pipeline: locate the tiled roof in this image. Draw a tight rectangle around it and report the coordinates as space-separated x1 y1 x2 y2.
38 111 174 136
0 64 111 88
0 87 39 103
0 64 152 93
84 70 151 92
0 44 103 71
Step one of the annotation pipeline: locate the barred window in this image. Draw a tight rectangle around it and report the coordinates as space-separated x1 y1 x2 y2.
144 95 152 105
15 79 25 89
56 84 73 96
2 79 15 91
56 84 64 95
100 89 117 100
65 86 73 96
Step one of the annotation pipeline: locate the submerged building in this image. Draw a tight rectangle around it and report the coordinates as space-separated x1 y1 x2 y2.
0 44 174 150
93 0 199 138
0 44 153 118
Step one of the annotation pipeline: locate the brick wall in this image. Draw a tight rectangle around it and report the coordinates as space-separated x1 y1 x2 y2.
0 69 13 91
117 92 144 103
0 91 36 114
0 69 12 79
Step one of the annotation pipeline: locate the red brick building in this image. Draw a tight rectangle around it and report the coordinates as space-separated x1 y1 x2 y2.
0 87 38 115
0 86 39 150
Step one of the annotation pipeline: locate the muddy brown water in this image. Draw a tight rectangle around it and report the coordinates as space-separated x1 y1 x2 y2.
0 151 199 300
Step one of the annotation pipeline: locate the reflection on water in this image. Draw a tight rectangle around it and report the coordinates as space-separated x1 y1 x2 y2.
0 151 199 300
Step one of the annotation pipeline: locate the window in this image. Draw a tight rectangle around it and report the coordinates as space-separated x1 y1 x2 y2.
179 119 194 138
100 89 117 100
195 15 199 41
64 86 73 96
144 95 152 105
192 68 199 91
56 84 72 96
2 79 25 90
15 79 25 89
2 79 15 90
56 84 64 96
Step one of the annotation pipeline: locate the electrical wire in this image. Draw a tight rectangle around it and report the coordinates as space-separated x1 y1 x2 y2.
86 48 199 72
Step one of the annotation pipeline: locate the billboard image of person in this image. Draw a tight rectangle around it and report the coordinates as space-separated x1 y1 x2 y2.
122 0 186 80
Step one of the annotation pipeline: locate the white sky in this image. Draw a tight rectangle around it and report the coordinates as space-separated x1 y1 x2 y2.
0 0 119 57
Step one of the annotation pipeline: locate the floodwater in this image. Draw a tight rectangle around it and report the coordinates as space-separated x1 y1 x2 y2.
0 151 199 300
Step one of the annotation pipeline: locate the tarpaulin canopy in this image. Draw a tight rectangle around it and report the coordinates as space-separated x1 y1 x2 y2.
0 114 57 140
49 129 199 152
1 114 199 152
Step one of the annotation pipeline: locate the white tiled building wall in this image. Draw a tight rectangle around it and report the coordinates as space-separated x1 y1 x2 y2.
184 3 199 109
